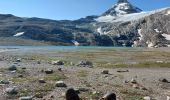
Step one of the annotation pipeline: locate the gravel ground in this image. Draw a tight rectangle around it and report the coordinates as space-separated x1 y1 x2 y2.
0 47 170 100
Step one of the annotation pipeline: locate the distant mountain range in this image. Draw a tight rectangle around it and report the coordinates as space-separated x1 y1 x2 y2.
0 0 170 47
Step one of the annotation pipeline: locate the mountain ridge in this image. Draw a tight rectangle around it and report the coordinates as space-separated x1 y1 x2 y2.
0 0 169 47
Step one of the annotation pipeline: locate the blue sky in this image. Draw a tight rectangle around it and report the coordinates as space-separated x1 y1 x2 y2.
0 0 169 20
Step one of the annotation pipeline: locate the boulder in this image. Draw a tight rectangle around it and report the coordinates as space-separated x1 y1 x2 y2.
66 88 80 100
101 92 116 100
56 81 67 87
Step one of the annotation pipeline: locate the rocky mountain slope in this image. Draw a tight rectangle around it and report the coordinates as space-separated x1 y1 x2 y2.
0 0 170 47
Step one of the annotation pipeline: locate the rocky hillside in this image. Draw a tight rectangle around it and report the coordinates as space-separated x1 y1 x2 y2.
0 0 170 47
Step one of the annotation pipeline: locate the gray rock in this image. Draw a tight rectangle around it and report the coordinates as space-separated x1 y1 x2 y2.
0 80 10 84
76 87 89 92
18 74 23 78
51 60 64 65
16 58 21 62
159 78 169 83
8 65 17 71
56 81 67 87
101 70 109 74
19 96 33 100
38 79 46 83
5 87 18 95
102 92 116 100
130 78 137 84
77 60 93 67
45 69 53 74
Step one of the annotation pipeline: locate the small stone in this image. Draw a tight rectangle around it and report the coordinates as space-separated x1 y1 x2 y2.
21 67 26 70
45 69 53 74
140 87 147 90
102 92 116 100
50 95 54 98
35 92 43 98
0 80 10 84
8 65 17 71
159 78 169 83
58 68 62 71
144 96 151 100
38 79 46 83
131 78 137 84
19 96 33 100
18 74 23 78
132 84 139 89
37 61 41 64
16 58 21 62
117 69 129 73
66 88 80 100
51 60 64 65
77 87 89 92
5 87 18 95
55 81 67 87
101 70 109 74
77 60 93 67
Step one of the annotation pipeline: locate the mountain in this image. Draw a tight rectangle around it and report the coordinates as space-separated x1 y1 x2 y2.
0 0 170 47
102 0 142 16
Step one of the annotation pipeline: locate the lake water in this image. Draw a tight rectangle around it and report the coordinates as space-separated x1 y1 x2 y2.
0 46 133 50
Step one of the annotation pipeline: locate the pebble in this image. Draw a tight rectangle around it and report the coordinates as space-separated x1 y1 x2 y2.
19 96 33 100
144 96 151 100
55 81 67 87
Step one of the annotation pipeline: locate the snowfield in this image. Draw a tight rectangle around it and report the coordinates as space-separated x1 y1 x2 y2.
96 7 170 23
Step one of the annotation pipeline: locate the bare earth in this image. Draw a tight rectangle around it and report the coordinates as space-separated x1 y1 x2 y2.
0 47 170 100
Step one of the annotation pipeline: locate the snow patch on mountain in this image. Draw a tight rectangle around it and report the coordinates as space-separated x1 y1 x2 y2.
154 29 162 33
165 10 170 15
13 32 25 37
138 29 143 41
162 34 170 40
96 8 170 23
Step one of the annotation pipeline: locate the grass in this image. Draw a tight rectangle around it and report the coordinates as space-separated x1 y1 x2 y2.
120 88 147 100
96 61 170 68
44 72 66 81
77 70 88 77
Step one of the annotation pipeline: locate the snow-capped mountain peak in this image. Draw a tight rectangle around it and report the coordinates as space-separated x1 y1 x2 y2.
102 0 142 16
